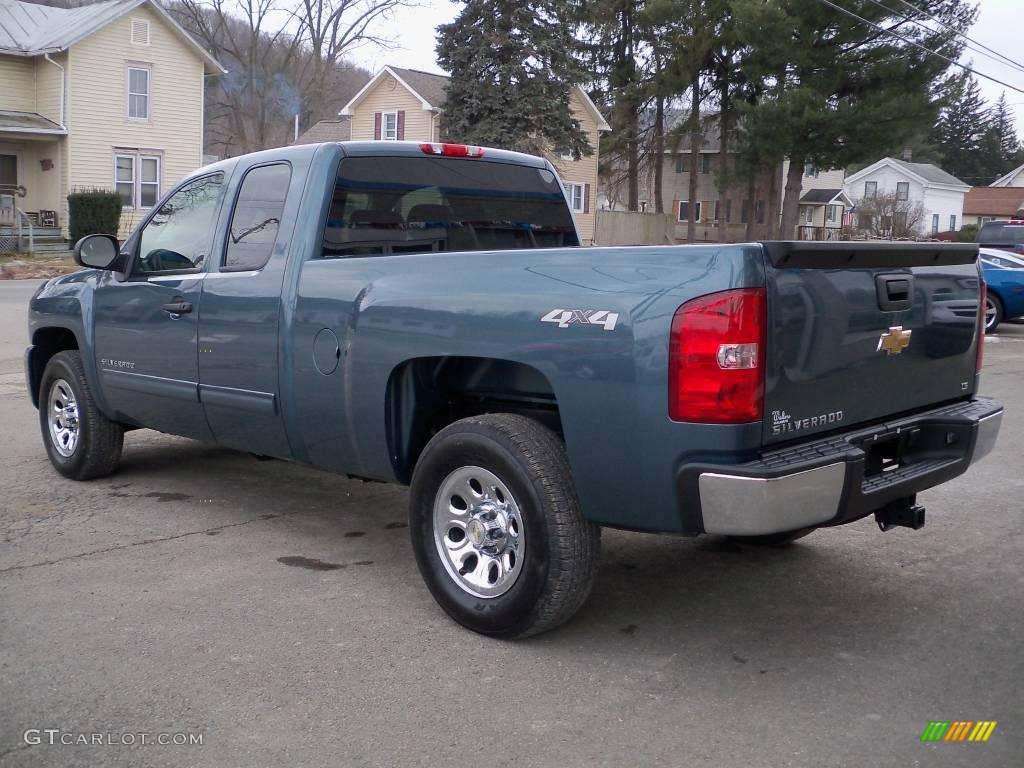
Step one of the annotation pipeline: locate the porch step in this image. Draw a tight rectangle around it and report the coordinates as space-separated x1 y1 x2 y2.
30 242 71 254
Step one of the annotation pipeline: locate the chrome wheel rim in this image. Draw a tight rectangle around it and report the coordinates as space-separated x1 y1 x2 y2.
985 298 998 331
48 378 80 457
433 466 525 599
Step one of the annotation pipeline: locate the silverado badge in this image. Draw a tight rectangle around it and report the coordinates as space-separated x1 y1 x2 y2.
877 326 912 356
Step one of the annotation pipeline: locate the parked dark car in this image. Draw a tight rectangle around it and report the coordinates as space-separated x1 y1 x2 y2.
976 220 1024 253
980 247 1024 332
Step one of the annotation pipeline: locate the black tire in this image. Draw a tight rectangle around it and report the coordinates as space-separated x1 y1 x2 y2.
985 293 1003 334
38 350 124 480
727 528 815 547
409 414 600 639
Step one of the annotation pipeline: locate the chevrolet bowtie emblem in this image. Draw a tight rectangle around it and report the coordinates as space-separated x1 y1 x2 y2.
877 326 912 355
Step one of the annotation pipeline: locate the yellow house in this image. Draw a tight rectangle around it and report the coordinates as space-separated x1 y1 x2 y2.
336 66 610 244
0 0 224 245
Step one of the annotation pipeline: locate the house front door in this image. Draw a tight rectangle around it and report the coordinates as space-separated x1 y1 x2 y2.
0 154 16 189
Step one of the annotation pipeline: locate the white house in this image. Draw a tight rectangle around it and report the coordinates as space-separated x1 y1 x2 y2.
843 157 969 236
990 164 1024 188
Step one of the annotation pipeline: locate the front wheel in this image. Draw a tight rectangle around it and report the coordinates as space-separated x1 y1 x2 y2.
39 350 124 480
409 414 600 638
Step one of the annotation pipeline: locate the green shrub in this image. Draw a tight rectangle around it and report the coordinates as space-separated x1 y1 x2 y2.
955 223 979 243
67 188 123 244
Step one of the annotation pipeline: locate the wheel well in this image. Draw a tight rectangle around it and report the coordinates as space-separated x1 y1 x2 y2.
28 327 79 407
385 356 561 483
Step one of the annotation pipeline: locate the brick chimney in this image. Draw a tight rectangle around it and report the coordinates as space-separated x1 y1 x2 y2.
902 147 913 162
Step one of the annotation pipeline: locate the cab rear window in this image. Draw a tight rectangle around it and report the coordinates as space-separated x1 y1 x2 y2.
322 156 579 257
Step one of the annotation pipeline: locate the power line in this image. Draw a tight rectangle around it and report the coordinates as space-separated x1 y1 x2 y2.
890 0 1024 75
863 0 1024 76
811 0 1024 97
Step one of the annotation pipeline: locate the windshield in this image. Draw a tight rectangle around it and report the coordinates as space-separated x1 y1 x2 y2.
322 156 579 257
981 249 1024 268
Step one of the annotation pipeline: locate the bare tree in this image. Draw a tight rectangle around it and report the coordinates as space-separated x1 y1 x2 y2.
172 0 402 156
853 192 928 239
292 0 409 122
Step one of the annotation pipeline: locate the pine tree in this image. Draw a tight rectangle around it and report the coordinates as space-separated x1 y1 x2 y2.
931 72 990 184
731 0 976 237
436 2 591 157
977 92 1023 183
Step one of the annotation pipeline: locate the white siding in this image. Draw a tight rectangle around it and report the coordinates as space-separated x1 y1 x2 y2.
34 53 66 126
65 5 205 237
350 75 435 141
843 164 966 235
548 89 601 244
0 57 36 112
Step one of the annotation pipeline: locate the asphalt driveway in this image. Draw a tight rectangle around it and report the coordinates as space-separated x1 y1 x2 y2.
1 279 1021 767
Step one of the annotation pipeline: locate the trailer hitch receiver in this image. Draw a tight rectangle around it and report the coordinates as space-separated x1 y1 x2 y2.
875 496 926 532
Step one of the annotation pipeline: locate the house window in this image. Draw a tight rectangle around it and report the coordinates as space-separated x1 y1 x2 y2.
740 199 750 224
701 154 711 174
804 163 819 178
864 181 877 197
827 204 839 223
725 199 732 223
678 200 701 222
114 153 161 208
931 214 939 234
950 215 957 231
130 18 150 46
756 200 765 224
128 66 150 120
557 148 574 162
896 182 909 201
382 111 398 141
713 200 720 222
675 155 688 174
803 206 813 224
564 183 585 213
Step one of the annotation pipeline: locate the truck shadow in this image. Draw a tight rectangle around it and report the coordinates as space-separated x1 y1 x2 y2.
109 435 915 667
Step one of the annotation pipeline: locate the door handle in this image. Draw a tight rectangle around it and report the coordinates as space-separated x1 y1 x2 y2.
160 301 193 315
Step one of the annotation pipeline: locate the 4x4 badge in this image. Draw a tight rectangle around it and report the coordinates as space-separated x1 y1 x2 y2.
541 309 619 331
877 326 912 355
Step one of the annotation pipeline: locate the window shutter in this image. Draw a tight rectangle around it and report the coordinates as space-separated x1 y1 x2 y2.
583 184 590 214
397 111 405 140
374 112 382 140
131 18 150 46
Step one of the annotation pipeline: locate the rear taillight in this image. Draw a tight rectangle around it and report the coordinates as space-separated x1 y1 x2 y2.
669 288 766 423
419 143 485 158
977 278 986 370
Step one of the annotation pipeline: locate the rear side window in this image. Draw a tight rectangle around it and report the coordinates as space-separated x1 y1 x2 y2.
322 156 579 258
224 163 291 271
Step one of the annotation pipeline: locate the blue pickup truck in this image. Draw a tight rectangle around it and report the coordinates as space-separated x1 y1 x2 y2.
26 141 1002 637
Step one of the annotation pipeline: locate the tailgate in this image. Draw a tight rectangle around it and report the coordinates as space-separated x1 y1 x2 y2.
761 242 982 446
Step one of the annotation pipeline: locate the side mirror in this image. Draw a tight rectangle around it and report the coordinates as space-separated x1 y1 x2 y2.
74 234 120 270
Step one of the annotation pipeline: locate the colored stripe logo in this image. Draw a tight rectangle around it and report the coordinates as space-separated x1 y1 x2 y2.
921 721 997 742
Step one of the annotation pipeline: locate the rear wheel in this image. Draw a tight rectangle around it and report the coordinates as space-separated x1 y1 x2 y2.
984 294 1003 334
39 351 123 480
409 414 600 638
727 528 814 547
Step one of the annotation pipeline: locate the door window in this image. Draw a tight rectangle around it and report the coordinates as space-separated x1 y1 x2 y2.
223 163 290 271
135 173 224 274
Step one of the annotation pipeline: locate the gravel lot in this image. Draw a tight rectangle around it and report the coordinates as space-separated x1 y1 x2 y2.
1 279 1021 768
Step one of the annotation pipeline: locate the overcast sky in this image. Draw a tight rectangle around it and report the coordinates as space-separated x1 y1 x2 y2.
354 0 1024 137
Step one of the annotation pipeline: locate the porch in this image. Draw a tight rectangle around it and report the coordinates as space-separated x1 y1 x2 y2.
0 111 67 254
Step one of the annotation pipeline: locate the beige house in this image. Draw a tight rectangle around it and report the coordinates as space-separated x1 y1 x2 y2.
0 0 223 244
330 65 610 244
